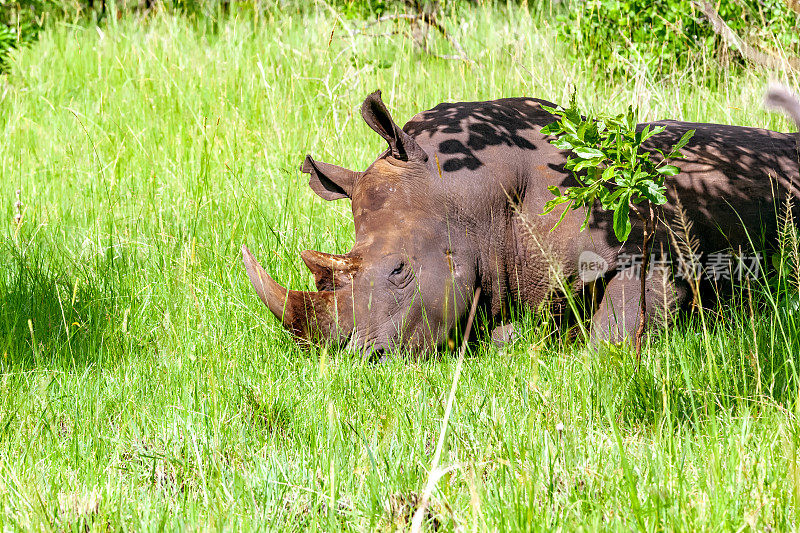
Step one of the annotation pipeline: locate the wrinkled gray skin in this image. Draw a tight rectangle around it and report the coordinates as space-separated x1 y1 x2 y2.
243 89 800 356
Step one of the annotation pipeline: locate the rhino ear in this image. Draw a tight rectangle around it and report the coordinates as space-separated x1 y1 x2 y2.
361 90 427 162
301 155 360 201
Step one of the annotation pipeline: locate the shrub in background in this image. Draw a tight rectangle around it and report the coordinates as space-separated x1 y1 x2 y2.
558 0 800 76
0 0 56 71
2 0 798 76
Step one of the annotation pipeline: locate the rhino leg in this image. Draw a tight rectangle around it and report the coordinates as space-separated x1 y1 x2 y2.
590 266 690 345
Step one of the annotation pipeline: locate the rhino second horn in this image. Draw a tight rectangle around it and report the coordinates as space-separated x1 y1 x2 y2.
301 249 359 291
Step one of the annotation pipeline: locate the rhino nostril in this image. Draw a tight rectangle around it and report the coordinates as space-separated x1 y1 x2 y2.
364 344 389 363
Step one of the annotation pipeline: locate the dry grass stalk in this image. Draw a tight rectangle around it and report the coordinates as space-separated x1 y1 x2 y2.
783 0 800 15
779 195 800 292
363 1 473 63
693 1 800 71
667 197 702 309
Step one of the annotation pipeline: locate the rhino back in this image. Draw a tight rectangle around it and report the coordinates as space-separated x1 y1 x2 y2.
402 97 578 227
403 97 560 174
404 101 799 253
644 120 799 252
400 99 799 314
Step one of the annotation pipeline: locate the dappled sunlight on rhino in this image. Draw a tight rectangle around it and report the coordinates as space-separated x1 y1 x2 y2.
244 88 800 356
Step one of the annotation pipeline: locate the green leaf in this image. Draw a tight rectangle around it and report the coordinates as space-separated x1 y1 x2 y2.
601 166 616 182
613 199 632 241
638 182 667 204
574 147 605 159
540 122 561 135
542 196 569 214
562 120 578 135
553 138 574 150
580 206 593 232
601 187 627 210
547 185 562 196
565 107 582 124
641 125 665 142
573 157 605 172
615 169 633 187
670 129 695 155
585 121 599 142
550 202 574 231
577 121 588 141
656 164 680 176
625 107 635 130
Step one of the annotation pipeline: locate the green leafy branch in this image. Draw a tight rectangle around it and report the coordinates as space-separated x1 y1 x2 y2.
541 99 695 242
541 97 695 358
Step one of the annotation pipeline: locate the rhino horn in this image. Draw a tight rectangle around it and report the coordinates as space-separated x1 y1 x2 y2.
242 245 352 342
301 250 360 291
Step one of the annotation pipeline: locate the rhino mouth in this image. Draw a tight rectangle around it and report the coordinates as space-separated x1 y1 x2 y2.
345 335 390 359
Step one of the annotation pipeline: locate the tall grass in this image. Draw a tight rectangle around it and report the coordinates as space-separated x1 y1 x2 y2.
0 4 799 530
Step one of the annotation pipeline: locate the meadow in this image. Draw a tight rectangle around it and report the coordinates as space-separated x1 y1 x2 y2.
1 3 800 530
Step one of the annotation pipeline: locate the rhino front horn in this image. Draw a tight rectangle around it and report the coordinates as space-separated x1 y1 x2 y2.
242 245 353 342
242 244 291 322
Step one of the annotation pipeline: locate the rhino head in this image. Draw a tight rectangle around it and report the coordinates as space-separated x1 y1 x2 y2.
243 90 478 356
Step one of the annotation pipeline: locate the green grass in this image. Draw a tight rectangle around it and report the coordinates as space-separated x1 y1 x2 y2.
1 4 800 530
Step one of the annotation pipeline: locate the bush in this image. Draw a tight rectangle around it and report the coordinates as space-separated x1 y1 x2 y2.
0 0 55 71
557 0 800 76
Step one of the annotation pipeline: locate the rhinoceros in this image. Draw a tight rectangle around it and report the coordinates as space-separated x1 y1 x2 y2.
243 89 800 356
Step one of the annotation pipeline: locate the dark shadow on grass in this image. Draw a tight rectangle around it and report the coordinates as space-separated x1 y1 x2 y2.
0 239 133 369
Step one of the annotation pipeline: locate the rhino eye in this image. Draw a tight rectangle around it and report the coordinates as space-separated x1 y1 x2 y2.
389 262 405 277
388 261 412 289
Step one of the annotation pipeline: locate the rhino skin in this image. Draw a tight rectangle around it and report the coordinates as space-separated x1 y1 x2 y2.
243 89 800 355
